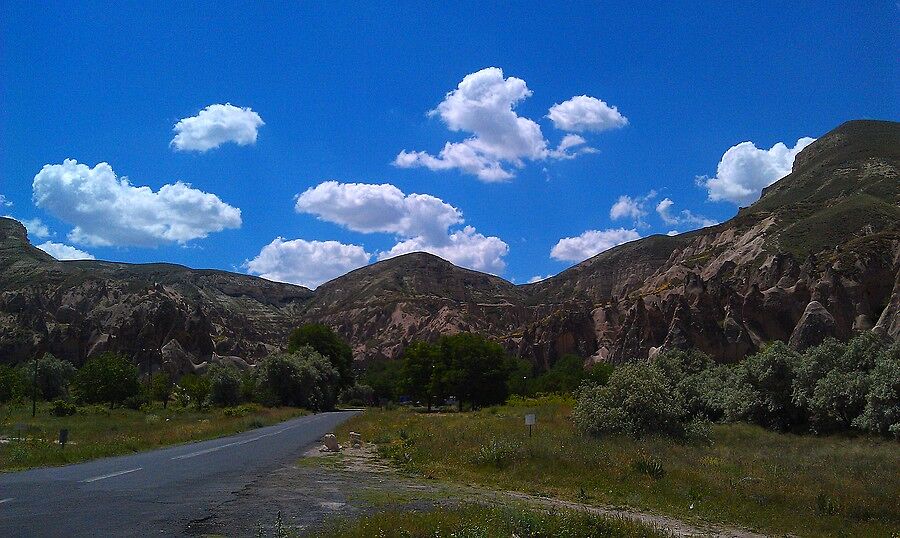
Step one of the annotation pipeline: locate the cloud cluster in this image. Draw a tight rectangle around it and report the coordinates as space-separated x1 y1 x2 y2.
9 217 51 239
609 191 657 226
33 159 242 247
394 67 624 181
171 104 265 152
655 198 717 228
547 95 628 132
550 228 640 262
0 194 11 207
701 137 815 205
36 241 95 260
245 237 370 289
294 181 509 275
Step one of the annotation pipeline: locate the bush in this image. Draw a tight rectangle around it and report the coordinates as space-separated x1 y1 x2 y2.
22 353 77 401
223 402 264 417
73 353 140 407
49 398 77 417
206 364 242 407
338 383 375 406
722 342 803 431
178 374 211 409
149 373 174 408
653 349 727 421
574 363 686 437
254 348 340 410
0 364 26 403
287 324 354 389
852 342 900 438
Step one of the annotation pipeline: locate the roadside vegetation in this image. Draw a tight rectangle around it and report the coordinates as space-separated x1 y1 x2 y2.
0 323 358 471
308 503 673 538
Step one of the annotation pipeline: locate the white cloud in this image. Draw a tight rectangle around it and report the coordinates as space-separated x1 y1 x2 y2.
296 181 461 242
171 103 264 152
609 191 656 225
245 237 370 289
395 67 608 181
33 159 241 247
666 230 679 236
701 137 815 205
0 194 11 207
296 181 509 274
36 241 95 260
655 197 717 228
550 228 640 262
547 95 628 133
527 274 552 283
378 226 509 274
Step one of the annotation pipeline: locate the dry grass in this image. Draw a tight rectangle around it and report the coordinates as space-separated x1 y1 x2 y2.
338 397 900 537
0 402 306 471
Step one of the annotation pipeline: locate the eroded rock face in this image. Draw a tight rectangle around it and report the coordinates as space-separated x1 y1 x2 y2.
0 120 897 371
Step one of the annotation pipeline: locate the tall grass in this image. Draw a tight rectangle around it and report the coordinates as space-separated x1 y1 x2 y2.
0 402 306 471
338 398 900 537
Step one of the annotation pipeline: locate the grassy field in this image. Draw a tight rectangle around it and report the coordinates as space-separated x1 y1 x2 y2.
337 397 900 537
310 503 673 538
0 402 306 471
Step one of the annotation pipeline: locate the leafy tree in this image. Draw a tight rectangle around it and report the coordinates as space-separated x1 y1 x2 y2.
505 357 534 397
653 349 727 421
533 354 586 394
852 342 900 438
73 353 140 407
401 341 442 410
207 364 242 407
338 384 375 406
438 333 511 410
22 353 77 401
359 359 404 402
722 342 804 431
178 373 211 409
0 365 26 403
583 362 614 387
254 348 340 410
149 373 174 408
288 324 354 389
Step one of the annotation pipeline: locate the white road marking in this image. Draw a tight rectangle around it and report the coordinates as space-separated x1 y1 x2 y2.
170 422 306 461
80 467 143 483
0 498 13 504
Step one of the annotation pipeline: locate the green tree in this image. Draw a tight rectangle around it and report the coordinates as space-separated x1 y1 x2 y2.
149 372 174 408
401 341 442 410
438 333 511 410
533 354 586 394
359 360 404 402
207 364 242 407
73 353 140 407
288 324 354 389
852 342 899 438
254 348 340 410
0 365 26 403
178 374 211 409
22 353 77 401
723 342 804 431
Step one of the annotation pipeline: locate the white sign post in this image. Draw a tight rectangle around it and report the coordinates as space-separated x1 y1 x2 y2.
525 413 536 437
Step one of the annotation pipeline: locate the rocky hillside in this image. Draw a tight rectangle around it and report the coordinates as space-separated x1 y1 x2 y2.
1 120 897 372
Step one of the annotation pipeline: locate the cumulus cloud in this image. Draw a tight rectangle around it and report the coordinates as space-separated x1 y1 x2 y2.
36 241 95 260
171 103 264 152
527 274 552 284
296 181 462 242
547 95 628 133
295 181 509 274
655 197 717 228
700 137 815 205
5 216 51 239
32 159 241 247
666 230 679 236
394 67 615 181
550 228 640 262
0 194 11 207
609 191 656 226
378 226 509 275
245 237 370 289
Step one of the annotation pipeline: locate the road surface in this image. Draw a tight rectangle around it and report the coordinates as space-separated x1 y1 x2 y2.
0 410 360 536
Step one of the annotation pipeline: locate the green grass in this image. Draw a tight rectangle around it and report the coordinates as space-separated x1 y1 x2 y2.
338 398 900 537
0 401 306 471
309 503 673 538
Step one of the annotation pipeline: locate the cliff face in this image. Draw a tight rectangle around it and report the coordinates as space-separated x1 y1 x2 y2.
1 120 898 372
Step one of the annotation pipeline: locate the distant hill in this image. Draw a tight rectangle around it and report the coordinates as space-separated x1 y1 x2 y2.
1 119 897 373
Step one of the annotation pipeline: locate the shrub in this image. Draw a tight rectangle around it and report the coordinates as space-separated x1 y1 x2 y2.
583 361 614 387
722 342 804 431
0 364 26 403
852 342 900 438
149 373 174 408
653 349 727 421
223 403 264 417
22 353 76 400
73 353 140 407
338 383 375 406
178 374 211 409
206 364 242 407
574 363 686 437
49 398 77 417
473 438 521 469
254 348 340 410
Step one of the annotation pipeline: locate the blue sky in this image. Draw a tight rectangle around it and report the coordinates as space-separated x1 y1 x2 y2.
1 1 897 287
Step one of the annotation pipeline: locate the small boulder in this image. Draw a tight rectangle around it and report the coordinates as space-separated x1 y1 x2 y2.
789 301 836 351
349 431 362 448
320 433 341 452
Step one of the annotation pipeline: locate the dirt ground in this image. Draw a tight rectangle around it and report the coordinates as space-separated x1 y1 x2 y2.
186 440 766 537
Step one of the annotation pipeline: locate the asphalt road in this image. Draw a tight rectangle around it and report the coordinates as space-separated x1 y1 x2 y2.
0 410 360 537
